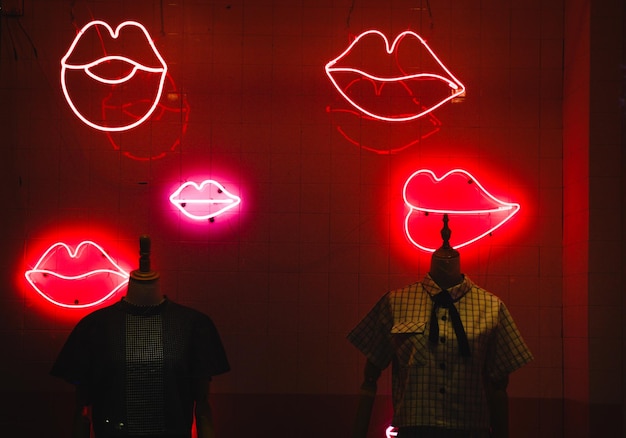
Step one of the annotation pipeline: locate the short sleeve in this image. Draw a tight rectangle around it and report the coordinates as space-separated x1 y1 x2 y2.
50 316 94 386
191 314 230 379
486 302 534 381
347 294 395 370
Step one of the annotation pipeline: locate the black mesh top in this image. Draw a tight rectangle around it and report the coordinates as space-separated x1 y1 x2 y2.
51 298 230 438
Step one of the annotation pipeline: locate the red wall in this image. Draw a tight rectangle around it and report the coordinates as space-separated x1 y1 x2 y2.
0 1 568 436
563 0 625 436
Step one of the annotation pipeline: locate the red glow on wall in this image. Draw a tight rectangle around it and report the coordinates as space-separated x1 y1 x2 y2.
403 169 520 251
61 20 168 132
325 30 465 122
169 179 242 221
24 241 130 308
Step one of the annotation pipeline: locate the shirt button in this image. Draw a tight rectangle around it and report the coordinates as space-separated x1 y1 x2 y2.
440 336 446 343
441 315 447 321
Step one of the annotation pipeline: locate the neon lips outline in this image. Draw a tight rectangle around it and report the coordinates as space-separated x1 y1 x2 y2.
61 20 168 132
24 241 130 308
325 30 465 122
169 180 242 221
403 169 520 251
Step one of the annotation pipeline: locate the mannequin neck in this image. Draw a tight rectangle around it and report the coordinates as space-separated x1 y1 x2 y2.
429 253 463 290
124 278 164 306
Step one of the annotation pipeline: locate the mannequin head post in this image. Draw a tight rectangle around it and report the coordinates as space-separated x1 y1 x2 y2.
429 214 463 290
125 235 163 305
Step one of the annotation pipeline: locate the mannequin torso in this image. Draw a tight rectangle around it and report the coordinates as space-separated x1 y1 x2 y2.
124 278 165 306
428 248 463 290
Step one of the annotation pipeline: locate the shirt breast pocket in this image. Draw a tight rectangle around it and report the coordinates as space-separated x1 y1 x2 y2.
391 321 429 368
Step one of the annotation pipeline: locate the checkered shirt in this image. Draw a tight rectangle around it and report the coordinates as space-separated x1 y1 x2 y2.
347 275 533 430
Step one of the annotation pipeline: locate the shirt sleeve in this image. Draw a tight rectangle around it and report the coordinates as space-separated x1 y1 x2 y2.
347 294 395 370
486 302 534 382
191 313 230 380
50 316 94 386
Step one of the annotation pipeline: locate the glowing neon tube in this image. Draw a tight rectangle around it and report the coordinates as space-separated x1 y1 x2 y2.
402 169 520 251
325 30 465 122
61 20 168 131
25 241 130 308
169 179 241 221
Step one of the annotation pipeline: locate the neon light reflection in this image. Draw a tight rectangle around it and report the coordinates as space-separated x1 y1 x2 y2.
325 30 465 122
104 72 190 161
61 20 168 131
25 241 130 308
326 105 441 155
403 169 520 251
169 180 242 221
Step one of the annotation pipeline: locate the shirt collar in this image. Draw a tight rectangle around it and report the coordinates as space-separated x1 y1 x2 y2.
118 295 168 316
424 274 471 301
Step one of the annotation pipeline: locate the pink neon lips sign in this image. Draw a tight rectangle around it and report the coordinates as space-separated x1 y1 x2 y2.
25 241 130 308
169 180 242 221
61 20 168 131
403 169 520 251
325 30 465 122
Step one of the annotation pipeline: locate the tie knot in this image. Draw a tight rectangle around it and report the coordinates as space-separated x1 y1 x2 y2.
432 290 454 308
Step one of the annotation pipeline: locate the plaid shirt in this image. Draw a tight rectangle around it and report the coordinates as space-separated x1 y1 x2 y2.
347 275 533 431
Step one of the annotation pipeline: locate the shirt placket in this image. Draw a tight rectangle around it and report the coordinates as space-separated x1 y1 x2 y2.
433 305 453 425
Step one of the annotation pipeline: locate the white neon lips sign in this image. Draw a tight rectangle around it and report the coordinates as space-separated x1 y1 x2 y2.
61 20 168 131
24 241 130 308
169 180 242 221
325 30 465 122
403 169 520 251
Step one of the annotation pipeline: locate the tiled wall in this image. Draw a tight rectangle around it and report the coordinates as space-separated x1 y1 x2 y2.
0 0 567 436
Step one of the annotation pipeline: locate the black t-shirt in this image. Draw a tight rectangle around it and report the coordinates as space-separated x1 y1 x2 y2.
51 298 230 438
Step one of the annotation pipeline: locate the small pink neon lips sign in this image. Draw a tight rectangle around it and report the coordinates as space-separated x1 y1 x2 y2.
169 180 242 221
325 30 465 122
24 241 130 308
403 169 520 251
61 20 168 131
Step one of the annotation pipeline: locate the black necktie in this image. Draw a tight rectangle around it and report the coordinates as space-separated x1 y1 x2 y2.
429 289 471 357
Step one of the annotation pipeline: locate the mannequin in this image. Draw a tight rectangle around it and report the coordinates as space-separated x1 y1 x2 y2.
53 235 230 438
124 235 164 306
428 214 463 290
427 216 508 437
349 214 520 438
124 235 216 438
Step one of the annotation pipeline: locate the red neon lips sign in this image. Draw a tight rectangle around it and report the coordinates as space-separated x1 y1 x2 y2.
24 241 130 308
61 20 168 131
403 169 520 251
169 180 242 221
325 30 465 122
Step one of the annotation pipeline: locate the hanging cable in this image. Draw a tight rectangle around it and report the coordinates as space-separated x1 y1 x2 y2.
16 19 37 58
346 0 355 29
425 0 434 29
